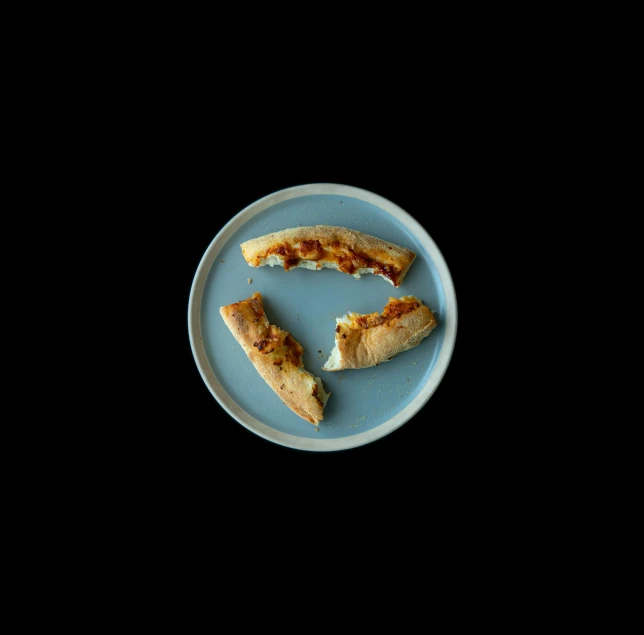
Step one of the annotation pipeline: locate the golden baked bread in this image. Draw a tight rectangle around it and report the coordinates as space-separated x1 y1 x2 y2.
240 225 416 287
322 296 437 371
220 292 329 424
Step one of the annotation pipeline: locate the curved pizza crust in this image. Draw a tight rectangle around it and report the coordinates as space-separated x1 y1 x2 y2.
220 292 329 424
240 225 416 287
322 296 438 371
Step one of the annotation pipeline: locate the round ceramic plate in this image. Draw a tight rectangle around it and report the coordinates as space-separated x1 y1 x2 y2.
188 184 457 451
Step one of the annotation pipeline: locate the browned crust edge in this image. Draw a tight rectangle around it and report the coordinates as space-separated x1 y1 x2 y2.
219 292 327 424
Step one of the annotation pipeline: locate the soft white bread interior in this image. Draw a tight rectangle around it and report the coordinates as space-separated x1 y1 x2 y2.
259 254 380 281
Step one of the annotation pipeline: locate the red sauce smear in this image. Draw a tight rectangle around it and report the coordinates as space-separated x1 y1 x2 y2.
265 241 400 283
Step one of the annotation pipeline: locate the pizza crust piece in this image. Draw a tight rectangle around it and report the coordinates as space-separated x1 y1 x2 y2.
322 296 438 371
240 225 416 287
220 292 329 425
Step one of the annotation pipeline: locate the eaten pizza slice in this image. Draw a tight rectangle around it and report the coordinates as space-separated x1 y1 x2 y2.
220 292 330 425
323 296 438 371
240 225 416 287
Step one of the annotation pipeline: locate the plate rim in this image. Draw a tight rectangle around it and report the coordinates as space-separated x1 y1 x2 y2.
187 183 458 452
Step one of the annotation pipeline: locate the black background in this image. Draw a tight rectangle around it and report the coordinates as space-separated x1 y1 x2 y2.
65 135 497 500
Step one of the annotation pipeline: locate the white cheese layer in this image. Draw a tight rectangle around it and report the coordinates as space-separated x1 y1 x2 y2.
257 256 393 283
322 315 352 371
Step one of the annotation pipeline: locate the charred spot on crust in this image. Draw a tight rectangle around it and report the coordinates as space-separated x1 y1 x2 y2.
335 325 340 333
342 334 346 339
254 340 269 352
273 359 283 366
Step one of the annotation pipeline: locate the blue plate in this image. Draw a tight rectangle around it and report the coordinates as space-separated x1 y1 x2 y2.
188 184 457 451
